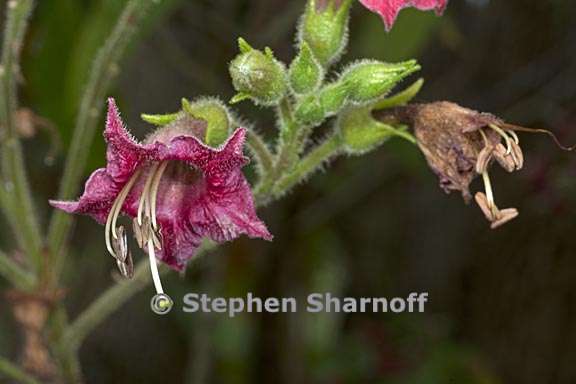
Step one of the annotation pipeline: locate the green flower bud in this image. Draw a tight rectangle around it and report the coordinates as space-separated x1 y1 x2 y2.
289 41 324 95
299 0 352 66
182 97 232 147
318 81 349 114
294 81 349 126
229 38 288 106
294 94 325 126
338 106 397 154
340 59 421 104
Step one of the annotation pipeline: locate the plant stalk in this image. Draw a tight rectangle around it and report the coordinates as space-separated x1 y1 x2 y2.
47 0 158 281
0 0 43 272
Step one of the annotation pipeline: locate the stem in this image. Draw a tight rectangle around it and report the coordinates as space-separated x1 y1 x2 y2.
254 98 307 201
0 356 40 384
47 0 157 280
61 260 166 352
273 132 341 196
49 306 83 383
0 248 35 290
0 0 43 271
246 129 274 178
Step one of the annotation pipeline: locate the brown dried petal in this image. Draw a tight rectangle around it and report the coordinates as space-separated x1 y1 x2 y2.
410 102 503 202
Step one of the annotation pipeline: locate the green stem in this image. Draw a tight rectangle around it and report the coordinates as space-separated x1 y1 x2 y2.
0 356 40 384
0 0 43 271
47 0 157 280
61 260 167 352
246 129 274 178
49 306 83 383
273 132 341 196
254 98 307 201
0 248 35 290
61 239 215 351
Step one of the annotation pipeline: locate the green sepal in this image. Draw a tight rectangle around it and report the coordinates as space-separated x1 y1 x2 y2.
338 105 414 155
230 93 251 104
238 37 253 53
141 112 181 126
373 78 424 110
182 97 232 147
289 41 323 95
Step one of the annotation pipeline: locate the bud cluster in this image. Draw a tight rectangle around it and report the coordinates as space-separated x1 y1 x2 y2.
227 0 422 155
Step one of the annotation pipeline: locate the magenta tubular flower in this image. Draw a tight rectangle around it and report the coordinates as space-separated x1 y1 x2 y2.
359 0 448 31
51 99 271 286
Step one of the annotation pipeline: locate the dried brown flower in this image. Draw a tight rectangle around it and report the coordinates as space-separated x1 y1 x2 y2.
388 101 526 229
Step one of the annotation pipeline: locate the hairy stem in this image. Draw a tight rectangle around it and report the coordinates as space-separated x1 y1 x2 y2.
246 129 274 178
0 0 43 271
0 356 40 384
254 98 307 201
273 132 341 196
47 0 158 280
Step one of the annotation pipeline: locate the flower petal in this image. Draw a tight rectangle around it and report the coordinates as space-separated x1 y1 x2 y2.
158 128 249 176
359 0 448 31
190 170 272 243
105 98 147 182
49 169 119 224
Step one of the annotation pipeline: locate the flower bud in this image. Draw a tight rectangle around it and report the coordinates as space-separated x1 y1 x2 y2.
289 41 324 95
340 60 420 104
229 38 288 106
293 81 349 126
299 0 352 66
182 97 232 147
338 106 397 154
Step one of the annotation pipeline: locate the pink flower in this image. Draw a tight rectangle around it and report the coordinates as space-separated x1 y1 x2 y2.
359 0 448 31
51 98 272 273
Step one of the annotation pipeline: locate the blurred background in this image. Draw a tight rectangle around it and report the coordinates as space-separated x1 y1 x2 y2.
1 0 576 383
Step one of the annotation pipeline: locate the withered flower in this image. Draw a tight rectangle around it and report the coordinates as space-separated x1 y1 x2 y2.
401 102 524 229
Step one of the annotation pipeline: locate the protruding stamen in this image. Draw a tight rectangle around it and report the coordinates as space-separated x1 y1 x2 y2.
489 124 513 155
149 161 168 231
481 171 497 217
508 129 520 145
147 238 164 295
137 163 160 226
105 170 141 258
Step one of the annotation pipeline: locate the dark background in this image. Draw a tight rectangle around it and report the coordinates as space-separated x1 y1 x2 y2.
2 0 576 383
